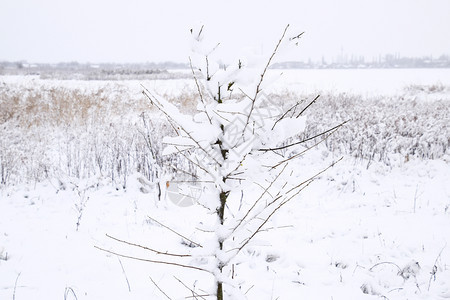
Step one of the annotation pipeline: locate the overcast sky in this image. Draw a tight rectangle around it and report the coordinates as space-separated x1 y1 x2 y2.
1 0 449 63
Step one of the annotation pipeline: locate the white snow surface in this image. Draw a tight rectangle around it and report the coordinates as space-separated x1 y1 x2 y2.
1 154 449 299
1 70 450 299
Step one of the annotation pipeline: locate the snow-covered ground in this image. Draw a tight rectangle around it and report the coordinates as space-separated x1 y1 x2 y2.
1 69 449 299
266 68 450 96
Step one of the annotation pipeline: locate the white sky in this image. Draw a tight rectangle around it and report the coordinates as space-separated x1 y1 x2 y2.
1 0 449 63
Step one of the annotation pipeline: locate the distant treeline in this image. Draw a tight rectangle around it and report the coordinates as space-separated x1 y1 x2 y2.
0 61 190 80
273 54 450 69
1 54 450 79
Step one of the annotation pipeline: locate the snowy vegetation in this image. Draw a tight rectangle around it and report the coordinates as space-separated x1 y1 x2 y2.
0 76 448 187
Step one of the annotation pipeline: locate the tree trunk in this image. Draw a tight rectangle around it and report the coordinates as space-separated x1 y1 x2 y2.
217 189 228 299
217 281 224 300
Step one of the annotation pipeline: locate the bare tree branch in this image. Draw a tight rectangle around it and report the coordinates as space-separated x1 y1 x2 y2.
95 246 209 272
231 163 288 234
174 276 208 300
271 101 302 130
242 24 290 137
258 120 349 152
147 215 203 248
296 94 320 118
117 257 131 292
289 31 305 41
142 86 222 166
194 25 204 41
150 276 174 300
268 127 338 169
106 234 192 257
236 180 312 252
284 157 342 196
227 157 342 258
189 57 212 124
174 146 213 177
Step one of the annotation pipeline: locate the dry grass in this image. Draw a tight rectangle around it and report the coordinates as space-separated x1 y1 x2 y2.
0 85 154 127
0 79 448 186
281 91 450 165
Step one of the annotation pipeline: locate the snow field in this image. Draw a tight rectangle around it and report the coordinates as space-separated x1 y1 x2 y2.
1 152 448 299
1 71 449 299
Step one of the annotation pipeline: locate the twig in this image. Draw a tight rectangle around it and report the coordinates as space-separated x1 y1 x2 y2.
284 157 342 195
64 286 78 300
95 246 208 272
147 215 203 248
231 158 341 254
258 225 294 232
296 94 320 118
166 118 181 136
258 120 349 152
205 43 221 82
226 177 246 181
227 158 340 258
13 272 21 300
238 87 254 102
212 110 233 124
237 180 312 252
106 234 192 257
189 57 212 124
178 132 222 167
206 56 211 81
150 276 173 300
142 87 222 166
232 163 288 234
428 244 446 291
117 257 131 292
174 146 213 177
242 24 290 137
193 25 204 41
139 112 158 161
244 285 254 295
163 141 196 148
388 287 404 293
271 101 302 130
75 195 89 231
369 262 402 272
225 153 249 179
289 31 305 42
255 24 289 97
174 276 207 300
269 128 338 169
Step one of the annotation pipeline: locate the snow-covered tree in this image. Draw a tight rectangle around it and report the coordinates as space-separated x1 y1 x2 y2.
105 25 344 299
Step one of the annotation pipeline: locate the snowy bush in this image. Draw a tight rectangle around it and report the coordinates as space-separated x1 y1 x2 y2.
0 82 185 187
294 92 450 166
95 25 347 300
